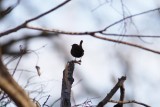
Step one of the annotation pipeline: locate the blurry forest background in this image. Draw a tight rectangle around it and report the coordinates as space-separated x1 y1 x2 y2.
1 0 160 107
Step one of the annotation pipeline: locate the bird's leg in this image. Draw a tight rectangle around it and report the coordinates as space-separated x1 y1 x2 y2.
79 57 82 62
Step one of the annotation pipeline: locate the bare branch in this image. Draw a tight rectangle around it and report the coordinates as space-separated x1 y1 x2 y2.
61 61 75 107
0 0 20 18
91 34 160 55
0 0 71 37
12 45 26 76
103 7 160 31
1 5 160 56
25 0 71 23
109 100 151 107
26 25 93 35
0 24 26 37
97 76 126 107
113 84 125 107
42 95 50 107
61 60 81 107
26 25 160 55
0 47 35 107
27 25 160 38
101 33 160 38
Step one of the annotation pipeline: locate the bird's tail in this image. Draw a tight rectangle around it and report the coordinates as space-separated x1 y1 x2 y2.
80 40 83 46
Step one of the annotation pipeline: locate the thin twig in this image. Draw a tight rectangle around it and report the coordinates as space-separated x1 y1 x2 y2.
101 33 160 38
12 55 22 76
51 97 61 107
42 95 50 107
103 7 160 30
12 45 25 76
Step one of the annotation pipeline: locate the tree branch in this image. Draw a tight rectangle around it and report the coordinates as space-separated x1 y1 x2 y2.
61 60 81 107
91 34 160 55
26 25 160 55
103 7 160 31
1 5 160 55
109 100 151 107
25 0 71 23
0 47 35 107
0 0 71 37
97 76 126 107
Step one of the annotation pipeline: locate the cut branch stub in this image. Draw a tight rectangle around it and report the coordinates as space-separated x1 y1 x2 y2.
61 61 75 107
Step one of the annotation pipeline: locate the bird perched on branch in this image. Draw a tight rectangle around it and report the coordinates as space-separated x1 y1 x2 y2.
71 40 84 60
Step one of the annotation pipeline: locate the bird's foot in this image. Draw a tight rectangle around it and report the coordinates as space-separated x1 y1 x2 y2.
73 59 81 65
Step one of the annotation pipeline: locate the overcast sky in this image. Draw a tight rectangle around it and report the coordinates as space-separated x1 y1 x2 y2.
1 0 160 107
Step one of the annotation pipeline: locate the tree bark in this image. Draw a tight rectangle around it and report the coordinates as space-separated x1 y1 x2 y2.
0 47 35 107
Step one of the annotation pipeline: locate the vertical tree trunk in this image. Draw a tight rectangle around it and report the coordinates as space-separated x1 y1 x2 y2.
61 61 75 107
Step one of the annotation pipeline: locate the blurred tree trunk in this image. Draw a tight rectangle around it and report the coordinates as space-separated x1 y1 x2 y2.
0 47 35 107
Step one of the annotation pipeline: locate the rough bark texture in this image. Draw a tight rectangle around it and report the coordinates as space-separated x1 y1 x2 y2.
60 61 75 107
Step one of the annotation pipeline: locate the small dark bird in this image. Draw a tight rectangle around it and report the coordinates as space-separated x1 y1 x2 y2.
71 40 84 60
